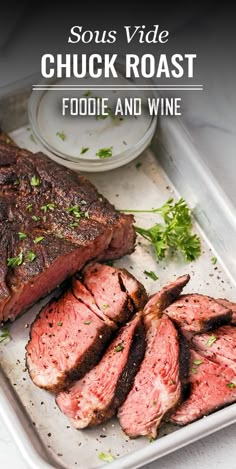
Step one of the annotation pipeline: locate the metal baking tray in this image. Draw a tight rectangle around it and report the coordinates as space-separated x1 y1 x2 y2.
0 84 236 469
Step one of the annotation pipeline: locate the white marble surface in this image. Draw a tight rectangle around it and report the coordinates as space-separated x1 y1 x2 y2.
1 6 236 469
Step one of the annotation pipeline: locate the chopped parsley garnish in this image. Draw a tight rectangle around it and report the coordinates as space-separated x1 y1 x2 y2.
32 215 40 222
115 342 124 353
18 232 27 240
14 179 20 185
80 147 89 155
144 270 158 281
41 203 57 213
0 327 10 343
30 134 36 144
7 252 23 268
30 175 41 187
67 205 83 218
5 137 11 144
193 359 203 366
191 367 197 374
136 162 142 169
102 304 110 309
98 452 115 463
57 322 63 327
96 147 113 159
84 321 91 325
26 204 33 212
34 236 44 244
56 131 66 141
226 382 236 389
27 251 36 262
149 437 155 443
206 335 217 347
211 256 217 265
70 222 79 228
122 198 201 262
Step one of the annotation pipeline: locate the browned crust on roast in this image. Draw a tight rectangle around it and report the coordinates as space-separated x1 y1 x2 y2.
119 269 148 311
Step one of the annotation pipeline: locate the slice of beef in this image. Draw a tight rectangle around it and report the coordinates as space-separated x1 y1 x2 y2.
26 263 147 392
164 294 232 333
217 298 236 325
26 289 112 392
81 263 148 324
170 350 236 425
56 313 145 428
118 276 190 439
0 142 135 323
118 315 185 438
188 325 236 373
143 274 190 327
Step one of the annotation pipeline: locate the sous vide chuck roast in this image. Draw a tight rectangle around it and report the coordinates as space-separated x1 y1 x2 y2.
0 141 135 323
26 263 147 392
56 312 145 428
170 350 236 425
118 275 190 438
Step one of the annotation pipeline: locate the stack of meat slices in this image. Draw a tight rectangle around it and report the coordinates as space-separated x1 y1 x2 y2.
26 265 236 439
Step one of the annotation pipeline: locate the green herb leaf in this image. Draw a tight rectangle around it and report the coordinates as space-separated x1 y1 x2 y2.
32 215 40 222
144 270 158 281
67 205 82 218
80 147 89 155
102 304 110 309
0 327 10 343
34 236 44 244
96 147 113 159
30 175 41 187
136 162 142 169
14 178 20 185
121 198 201 262
41 203 57 213
27 251 36 262
84 321 91 325
115 342 124 353
70 222 79 228
191 367 197 374
211 256 217 265
30 134 36 144
18 232 27 240
226 382 236 389
57 322 63 326
26 204 33 212
193 359 203 366
149 437 155 443
7 252 23 268
56 131 66 141
98 452 115 463
206 335 217 347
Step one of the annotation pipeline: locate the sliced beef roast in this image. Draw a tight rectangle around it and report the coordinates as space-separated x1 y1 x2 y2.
26 264 147 392
118 275 190 439
217 298 236 325
164 294 232 333
0 141 135 323
56 313 145 428
188 325 236 373
170 350 236 425
81 262 148 324
26 289 112 392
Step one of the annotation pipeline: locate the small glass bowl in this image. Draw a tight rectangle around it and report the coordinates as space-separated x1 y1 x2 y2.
28 64 157 172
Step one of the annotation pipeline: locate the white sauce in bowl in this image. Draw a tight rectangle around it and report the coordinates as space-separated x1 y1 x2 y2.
37 75 153 160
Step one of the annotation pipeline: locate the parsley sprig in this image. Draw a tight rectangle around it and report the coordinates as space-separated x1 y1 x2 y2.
122 198 201 262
